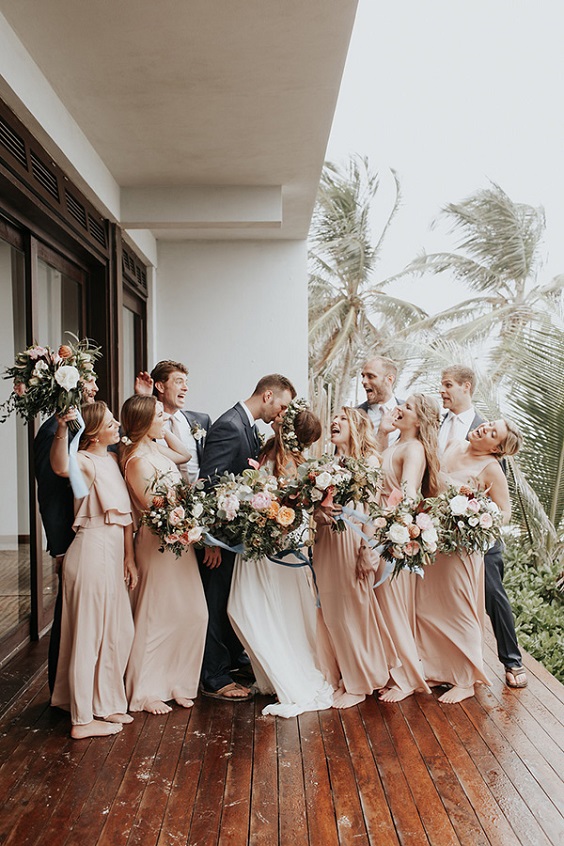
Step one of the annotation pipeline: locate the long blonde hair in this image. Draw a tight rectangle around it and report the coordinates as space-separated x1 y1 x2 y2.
119 395 157 469
410 393 441 497
341 407 380 460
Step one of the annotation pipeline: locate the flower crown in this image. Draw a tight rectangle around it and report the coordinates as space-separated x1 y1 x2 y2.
280 397 310 453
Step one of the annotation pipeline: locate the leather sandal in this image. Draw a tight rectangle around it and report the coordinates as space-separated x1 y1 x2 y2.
505 667 528 688
201 682 253 701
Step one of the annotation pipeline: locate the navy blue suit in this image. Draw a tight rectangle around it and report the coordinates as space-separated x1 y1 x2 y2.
198 403 260 692
34 415 78 694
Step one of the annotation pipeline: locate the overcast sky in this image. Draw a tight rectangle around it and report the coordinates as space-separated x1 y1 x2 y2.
325 0 564 315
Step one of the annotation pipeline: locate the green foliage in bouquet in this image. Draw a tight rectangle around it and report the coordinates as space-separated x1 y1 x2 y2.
1 334 101 424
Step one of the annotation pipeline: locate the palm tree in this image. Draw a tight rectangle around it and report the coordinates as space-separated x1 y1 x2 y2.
398 182 564 375
308 156 426 413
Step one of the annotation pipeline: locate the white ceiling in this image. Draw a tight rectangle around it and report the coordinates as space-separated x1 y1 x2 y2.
0 0 358 240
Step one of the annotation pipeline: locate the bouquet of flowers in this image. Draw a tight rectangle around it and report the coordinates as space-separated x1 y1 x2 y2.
286 454 381 531
209 465 308 560
368 488 440 578
427 484 502 554
1 334 101 428
140 473 212 559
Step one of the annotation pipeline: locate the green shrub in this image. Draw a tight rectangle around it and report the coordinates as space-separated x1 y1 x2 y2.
503 537 564 683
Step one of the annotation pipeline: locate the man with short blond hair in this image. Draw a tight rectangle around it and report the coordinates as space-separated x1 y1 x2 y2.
358 355 401 445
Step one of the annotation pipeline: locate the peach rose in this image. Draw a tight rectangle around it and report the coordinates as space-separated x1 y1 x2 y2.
404 540 421 556
58 344 73 359
267 501 281 519
408 523 421 538
276 506 295 527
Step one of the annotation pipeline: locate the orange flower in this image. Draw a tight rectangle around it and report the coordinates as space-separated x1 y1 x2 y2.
58 345 73 359
267 501 281 519
276 506 295 527
152 495 165 508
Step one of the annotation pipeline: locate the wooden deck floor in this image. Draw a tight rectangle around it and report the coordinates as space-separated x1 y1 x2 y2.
1 631 563 846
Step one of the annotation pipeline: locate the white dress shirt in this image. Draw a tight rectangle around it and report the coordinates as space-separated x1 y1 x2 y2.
438 406 476 454
366 397 400 446
166 411 199 482
239 401 256 427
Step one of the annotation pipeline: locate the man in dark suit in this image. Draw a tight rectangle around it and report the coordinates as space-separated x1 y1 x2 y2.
358 356 402 446
439 365 527 688
198 373 296 700
34 376 99 695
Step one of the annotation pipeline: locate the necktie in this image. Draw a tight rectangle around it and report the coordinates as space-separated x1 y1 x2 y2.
252 424 260 455
445 414 459 446
169 415 183 441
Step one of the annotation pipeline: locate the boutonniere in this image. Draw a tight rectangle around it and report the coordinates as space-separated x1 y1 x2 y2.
191 422 206 442
257 431 266 448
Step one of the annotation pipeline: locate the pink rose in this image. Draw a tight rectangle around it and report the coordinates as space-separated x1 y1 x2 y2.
251 491 273 511
387 488 404 508
169 505 185 526
479 513 493 528
178 533 190 545
404 541 421 556
373 516 387 529
415 512 433 530
166 534 180 544
467 498 481 513
13 381 27 396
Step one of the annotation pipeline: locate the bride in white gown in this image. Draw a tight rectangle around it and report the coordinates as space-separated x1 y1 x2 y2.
228 400 334 717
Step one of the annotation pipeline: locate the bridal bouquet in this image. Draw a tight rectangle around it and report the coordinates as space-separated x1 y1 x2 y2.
285 454 381 531
0 335 101 427
427 484 502 554
368 489 440 578
209 466 308 560
140 473 211 559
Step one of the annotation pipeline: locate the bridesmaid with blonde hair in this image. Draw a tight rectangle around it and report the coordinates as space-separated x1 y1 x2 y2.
313 406 399 709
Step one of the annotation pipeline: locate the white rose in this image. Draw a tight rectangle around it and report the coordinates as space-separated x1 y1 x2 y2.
315 471 333 490
311 488 323 501
54 365 80 392
33 360 49 377
388 523 410 545
401 514 413 525
468 516 479 527
421 527 438 545
192 502 204 518
449 495 469 516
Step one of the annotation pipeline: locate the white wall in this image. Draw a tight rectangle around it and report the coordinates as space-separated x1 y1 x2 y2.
154 240 308 423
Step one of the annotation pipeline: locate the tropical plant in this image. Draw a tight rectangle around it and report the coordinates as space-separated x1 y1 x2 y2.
308 156 426 412
398 182 564 375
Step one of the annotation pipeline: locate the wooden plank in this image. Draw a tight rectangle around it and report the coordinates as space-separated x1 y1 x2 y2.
187 698 241 846
379 701 459 846
462 693 564 844
443 696 552 846
157 698 215 846
217 698 254 846
360 697 433 846
93 712 168 846
420 695 521 846
249 698 278 846
55 715 144 846
339 702 398 846
277 716 308 846
318 707 368 846
399 696 489 846
121 708 192 846
298 711 339 846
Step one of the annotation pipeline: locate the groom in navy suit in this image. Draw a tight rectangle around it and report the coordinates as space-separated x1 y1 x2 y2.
439 365 527 689
199 374 296 700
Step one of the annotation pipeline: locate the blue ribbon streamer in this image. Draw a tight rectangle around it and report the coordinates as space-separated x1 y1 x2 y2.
68 410 89 499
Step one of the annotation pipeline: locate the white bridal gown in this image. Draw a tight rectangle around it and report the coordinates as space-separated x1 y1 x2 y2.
227 464 334 717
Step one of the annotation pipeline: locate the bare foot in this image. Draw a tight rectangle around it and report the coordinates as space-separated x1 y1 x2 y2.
104 713 134 724
71 720 122 739
332 692 366 709
144 700 173 715
438 685 474 704
174 697 194 709
379 687 414 703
